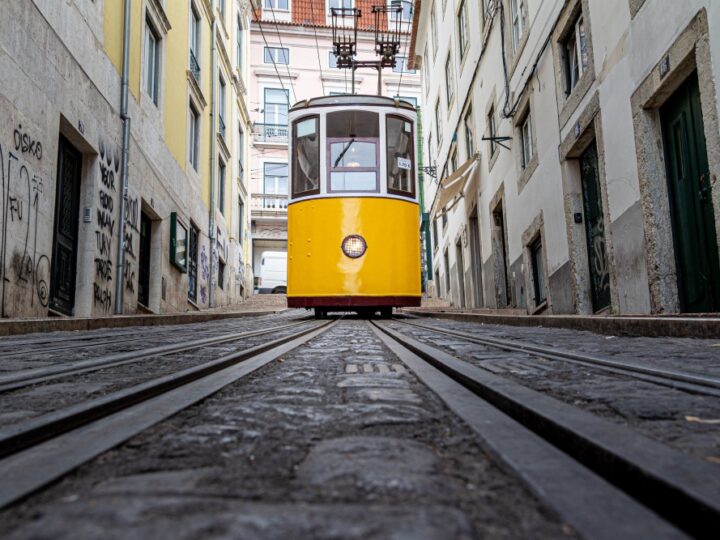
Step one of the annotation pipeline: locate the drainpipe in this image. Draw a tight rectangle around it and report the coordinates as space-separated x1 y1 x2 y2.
208 0 217 308
114 0 132 315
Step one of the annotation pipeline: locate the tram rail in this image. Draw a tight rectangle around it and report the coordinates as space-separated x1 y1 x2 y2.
0 320 335 510
371 319 720 539
396 317 720 397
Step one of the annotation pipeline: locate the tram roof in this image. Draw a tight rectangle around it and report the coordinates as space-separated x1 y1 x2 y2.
289 95 416 113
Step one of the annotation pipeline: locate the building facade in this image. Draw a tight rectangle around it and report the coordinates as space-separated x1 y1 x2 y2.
412 0 720 315
249 0 422 285
0 0 253 318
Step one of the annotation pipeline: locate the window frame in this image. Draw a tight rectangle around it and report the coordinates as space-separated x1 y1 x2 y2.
291 114 321 198
264 0 289 10
326 137 380 194
263 46 290 65
520 110 534 168
464 105 474 160
188 101 200 171
511 0 526 53
563 14 588 95
144 17 161 105
445 51 454 106
386 114 416 198
487 105 497 156
457 0 469 59
262 162 289 209
170 212 188 273
217 158 226 215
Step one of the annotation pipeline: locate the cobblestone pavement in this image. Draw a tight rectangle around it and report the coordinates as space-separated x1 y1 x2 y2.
389 319 720 465
0 319 318 429
1 319 573 539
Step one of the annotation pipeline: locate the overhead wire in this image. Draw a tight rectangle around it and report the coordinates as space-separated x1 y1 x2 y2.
265 2 298 103
308 0 327 96
395 1 413 98
250 3 289 100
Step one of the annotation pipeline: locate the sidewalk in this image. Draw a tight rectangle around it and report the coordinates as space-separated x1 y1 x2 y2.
402 303 720 339
0 295 289 337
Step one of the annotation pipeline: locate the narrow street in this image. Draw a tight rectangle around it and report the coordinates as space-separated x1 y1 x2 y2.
0 310 718 538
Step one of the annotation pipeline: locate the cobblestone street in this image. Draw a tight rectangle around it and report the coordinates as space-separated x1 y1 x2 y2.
0 312 718 538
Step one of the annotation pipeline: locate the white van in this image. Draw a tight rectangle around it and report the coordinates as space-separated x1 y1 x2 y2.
257 251 287 294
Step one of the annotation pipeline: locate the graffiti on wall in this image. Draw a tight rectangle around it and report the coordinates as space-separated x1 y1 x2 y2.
0 128 49 316
93 138 119 313
123 194 139 293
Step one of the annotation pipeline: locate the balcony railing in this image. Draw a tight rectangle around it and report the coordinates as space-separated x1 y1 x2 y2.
251 192 288 213
189 50 200 83
253 123 288 144
218 115 226 139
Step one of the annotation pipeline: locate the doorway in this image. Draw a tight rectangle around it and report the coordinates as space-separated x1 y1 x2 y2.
455 239 466 308
492 204 510 307
469 210 483 307
660 73 720 312
138 211 152 307
579 141 611 312
50 135 82 315
188 223 199 303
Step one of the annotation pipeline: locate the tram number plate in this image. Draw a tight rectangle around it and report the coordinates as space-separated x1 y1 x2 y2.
397 157 412 170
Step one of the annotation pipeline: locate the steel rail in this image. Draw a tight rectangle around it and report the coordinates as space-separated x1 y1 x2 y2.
372 320 720 539
397 318 720 397
0 319 335 510
0 320 313 393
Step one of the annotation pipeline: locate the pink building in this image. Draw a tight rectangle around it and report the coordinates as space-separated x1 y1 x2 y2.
249 0 421 287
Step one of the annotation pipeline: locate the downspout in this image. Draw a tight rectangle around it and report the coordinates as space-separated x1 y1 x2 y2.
114 0 132 315
208 0 218 307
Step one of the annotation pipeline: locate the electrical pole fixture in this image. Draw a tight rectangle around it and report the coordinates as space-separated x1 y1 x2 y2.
372 4 403 68
330 7 359 69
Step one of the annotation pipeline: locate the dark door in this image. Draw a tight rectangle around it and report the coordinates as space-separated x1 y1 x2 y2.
188 224 199 302
579 141 611 312
138 212 152 307
456 240 465 308
50 136 82 315
469 211 483 307
661 73 720 312
493 206 510 307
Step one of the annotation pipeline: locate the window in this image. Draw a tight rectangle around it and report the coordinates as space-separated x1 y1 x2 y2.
327 110 379 192
487 105 497 155
329 0 353 10
520 111 534 168
329 50 338 68
144 18 160 105
237 18 243 70
188 223 199 301
219 0 225 21
435 99 442 146
393 57 416 74
264 88 289 127
530 237 547 305
458 0 469 58
190 6 201 81
238 124 245 181
442 210 448 229
430 6 438 57
263 163 288 208
218 159 226 215
292 116 320 197
563 15 588 94
218 73 226 138
264 0 288 9
432 219 439 249
238 197 244 240
170 213 188 272
188 102 200 170
218 260 225 290
444 249 450 295
450 148 458 173
511 0 526 52
264 46 289 65
424 46 430 94
445 52 454 105
390 1 412 21
464 105 474 160
387 115 415 196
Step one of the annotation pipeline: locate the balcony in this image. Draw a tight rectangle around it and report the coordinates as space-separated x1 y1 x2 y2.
189 50 200 84
253 123 288 145
251 192 288 219
218 115 226 140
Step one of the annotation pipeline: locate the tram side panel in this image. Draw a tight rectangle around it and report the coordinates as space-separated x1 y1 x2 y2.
287 197 421 307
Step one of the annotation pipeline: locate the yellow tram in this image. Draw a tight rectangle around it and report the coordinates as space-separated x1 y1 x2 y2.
286 95 421 318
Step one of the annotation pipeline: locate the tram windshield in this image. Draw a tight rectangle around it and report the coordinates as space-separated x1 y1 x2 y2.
327 110 379 192
292 116 320 196
386 115 415 196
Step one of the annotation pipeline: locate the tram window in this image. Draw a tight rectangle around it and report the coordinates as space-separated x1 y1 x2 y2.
327 110 379 138
327 110 379 192
386 115 415 196
292 116 320 196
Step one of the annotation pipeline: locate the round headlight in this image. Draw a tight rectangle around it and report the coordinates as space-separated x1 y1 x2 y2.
341 235 367 258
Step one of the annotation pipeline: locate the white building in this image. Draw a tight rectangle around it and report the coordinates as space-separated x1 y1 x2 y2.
412 0 720 315
249 0 422 289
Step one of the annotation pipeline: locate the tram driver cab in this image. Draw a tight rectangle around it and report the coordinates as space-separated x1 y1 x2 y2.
286 95 421 318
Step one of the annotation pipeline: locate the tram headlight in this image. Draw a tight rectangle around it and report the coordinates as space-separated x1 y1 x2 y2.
341 235 367 258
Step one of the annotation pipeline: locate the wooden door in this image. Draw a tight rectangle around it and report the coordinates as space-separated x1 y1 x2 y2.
661 73 720 312
138 212 152 307
50 136 82 315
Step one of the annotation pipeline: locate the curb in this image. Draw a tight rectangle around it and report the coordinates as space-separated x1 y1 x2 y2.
0 309 287 337
399 309 720 339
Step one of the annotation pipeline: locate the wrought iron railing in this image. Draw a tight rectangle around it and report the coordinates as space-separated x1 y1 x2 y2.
251 192 288 211
189 49 201 83
253 123 288 144
218 115 226 139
